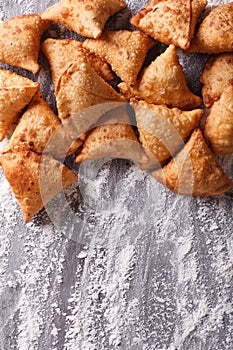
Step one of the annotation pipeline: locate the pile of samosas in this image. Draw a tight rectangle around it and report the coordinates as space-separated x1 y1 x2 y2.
0 0 233 223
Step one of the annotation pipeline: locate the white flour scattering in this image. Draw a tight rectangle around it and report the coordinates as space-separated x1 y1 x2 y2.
65 244 136 349
125 0 147 14
208 0 228 6
0 1 233 350
0 178 18 294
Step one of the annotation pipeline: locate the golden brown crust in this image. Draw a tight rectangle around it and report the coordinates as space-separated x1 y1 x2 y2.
3 93 60 154
42 0 126 39
190 0 207 40
83 30 155 86
131 99 203 170
204 86 233 156
0 13 50 73
118 45 202 110
0 68 39 142
75 105 147 164
131 0 191 49
131 0 206 50
152 129 233 196
41 38 113 91
56 57 125 136
0 151 77 222
200 53 233 108
187 3 233 53
2 92 82 158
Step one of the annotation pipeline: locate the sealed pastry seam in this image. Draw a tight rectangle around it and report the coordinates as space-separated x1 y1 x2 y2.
83 30 155 85
152 129 233 197
204 85 233 156
119 45 202 110
200 53 233 108
131 0 207 50
0 13 51 73
131 99 203 170
41 38 114 92
187 3 233 53
0 68 40 142
75 105 148 164
42 0 126 39
2 92 83 158
0 151 77 223
55 58 125 138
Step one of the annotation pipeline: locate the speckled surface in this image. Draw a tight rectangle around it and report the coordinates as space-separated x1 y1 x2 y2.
0 1 233 350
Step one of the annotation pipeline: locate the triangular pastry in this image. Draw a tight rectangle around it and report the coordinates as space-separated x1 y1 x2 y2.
131 0 207 50
152 129 233 197
0 151 77 222
188 3 233 53
204 86 233 156
119 45 201 110
42 0 126 39
83 30 155 86
41 38 113 91
3 93 82 158
200 53 233 108
189 0 207 40
131 99 203 169
0 14 51 73
0 68 39 142
76 105 148 164
56 58 125 135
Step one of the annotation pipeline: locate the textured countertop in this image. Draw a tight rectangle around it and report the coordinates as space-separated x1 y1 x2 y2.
0 1 232 349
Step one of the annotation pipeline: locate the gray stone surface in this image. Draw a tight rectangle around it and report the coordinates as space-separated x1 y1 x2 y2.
0 1 232 349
